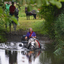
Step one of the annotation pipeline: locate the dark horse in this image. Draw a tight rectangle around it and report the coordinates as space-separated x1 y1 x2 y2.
25 7 37 20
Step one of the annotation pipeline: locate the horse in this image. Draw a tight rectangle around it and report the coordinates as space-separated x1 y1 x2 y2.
28 38 41 50
25 7 37 20
18 35 41 50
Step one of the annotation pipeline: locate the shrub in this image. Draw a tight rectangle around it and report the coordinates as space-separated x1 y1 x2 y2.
54 10 64 56
39 5 57 39
39 3 64 56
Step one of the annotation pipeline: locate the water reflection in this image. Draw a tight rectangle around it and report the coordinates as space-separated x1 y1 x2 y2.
0 49 9 64
18 51 41 64
0 49 52 64
3 49 41 64
39 51 52 64
0 43 64 64
5 50 17 64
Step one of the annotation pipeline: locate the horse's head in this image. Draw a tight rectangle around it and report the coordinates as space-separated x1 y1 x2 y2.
25 7 28 12
28 38 36 49
31 41 36 49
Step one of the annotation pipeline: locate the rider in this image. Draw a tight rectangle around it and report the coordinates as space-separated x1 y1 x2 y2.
25 28 41 49
5 2 10 13
25 28 36 40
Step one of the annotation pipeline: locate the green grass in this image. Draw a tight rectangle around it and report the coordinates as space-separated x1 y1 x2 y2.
16 16 46 35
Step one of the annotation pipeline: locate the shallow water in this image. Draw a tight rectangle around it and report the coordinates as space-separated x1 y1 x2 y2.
0 41 64 64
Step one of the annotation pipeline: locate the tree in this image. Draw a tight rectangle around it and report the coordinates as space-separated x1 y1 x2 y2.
16 0 64 8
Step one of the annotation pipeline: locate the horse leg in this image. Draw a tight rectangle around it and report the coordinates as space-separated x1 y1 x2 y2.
27 16 28 20
34 14 36 19
27 15 29 20
28 16 30 20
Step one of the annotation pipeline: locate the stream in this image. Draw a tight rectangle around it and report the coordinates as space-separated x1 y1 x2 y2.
0 34 64 64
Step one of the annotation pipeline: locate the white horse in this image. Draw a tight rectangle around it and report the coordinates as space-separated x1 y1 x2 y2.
28 38 41 49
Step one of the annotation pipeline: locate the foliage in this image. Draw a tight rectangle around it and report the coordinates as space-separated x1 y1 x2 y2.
32 20 46 35
39 3 64 56
0 29 7 42
39 5 57 39
54 10 64 56
15 0 64 9
19 6 26 17
0 6 18 42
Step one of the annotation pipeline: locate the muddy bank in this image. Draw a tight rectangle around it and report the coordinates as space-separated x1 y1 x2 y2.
6 29 52 43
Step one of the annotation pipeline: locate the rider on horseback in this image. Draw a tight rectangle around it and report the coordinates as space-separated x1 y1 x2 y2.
25 28 36 40
25 28 41 49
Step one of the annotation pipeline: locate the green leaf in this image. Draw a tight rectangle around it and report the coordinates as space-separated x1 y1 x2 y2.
30 0 35 4
59 0 64 2
20 0 23 5
55 2 62 8
11 16 18 24
50 0 56 5
3 13 7 17
28 5 33 12
50 0 62 8
54 48 62 55
45 0 50 6
0 7 3 14
41 0 46 5
26 0 30 4
36 0 42 7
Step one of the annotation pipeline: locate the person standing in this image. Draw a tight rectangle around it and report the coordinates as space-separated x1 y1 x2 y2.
9 1 17 33
5 2 10 13
9 1 16 16
5 2 10 31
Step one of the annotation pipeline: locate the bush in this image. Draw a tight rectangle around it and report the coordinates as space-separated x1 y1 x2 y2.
0 6 18 42
54 10 64 56
39 5 58 39
39 3 64 56
19 6 26 17
0 30 7 43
